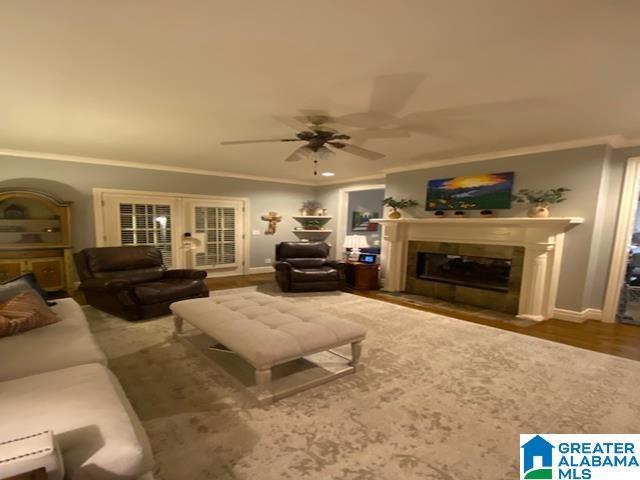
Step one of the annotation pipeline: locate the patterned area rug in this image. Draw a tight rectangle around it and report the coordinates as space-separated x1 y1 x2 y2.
86 285 640 480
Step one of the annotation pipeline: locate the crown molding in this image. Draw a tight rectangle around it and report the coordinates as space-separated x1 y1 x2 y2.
4 134 640 189
0 149 317 186
316 173 386 187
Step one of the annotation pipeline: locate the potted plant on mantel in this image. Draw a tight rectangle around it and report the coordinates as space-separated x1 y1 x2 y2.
382 197 419 219
512 188 571 218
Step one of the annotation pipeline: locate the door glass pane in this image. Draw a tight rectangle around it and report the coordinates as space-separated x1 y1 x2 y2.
618 197 640 324
193 206 236 267
119 203 173 267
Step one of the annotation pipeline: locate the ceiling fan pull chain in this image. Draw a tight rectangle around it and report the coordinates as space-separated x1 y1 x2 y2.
313 158 318 175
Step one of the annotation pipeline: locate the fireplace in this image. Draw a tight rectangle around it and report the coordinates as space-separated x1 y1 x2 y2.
406 241 525 314
416 253 512 293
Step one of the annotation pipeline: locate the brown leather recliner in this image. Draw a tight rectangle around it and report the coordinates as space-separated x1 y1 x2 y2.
274 241 345 292
74 246 209 321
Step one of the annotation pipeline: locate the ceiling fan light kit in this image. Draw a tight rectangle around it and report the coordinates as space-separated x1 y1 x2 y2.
220 115 390 176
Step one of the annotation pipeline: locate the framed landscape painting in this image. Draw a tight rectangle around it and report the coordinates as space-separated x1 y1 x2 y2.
425 172 514 210
352 211 379 231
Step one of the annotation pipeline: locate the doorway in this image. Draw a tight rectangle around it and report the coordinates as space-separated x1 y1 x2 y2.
604 156 640 323
336 184 385 258
94 189 247 277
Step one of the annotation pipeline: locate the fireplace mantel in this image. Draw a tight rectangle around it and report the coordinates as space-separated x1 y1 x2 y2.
372 216 584 321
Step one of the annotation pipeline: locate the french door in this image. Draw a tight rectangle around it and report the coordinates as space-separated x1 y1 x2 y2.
183 199 244 275
97 190 245 275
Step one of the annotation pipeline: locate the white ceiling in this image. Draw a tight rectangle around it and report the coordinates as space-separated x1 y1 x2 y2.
2 0 640 184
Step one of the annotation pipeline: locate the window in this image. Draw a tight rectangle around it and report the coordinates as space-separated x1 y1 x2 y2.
119 203 173 267
194 206 236 267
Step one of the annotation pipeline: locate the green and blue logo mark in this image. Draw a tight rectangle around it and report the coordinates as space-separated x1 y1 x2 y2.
521 435 554 479
520 434 640 480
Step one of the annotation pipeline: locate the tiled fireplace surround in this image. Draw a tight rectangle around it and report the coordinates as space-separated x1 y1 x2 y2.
405 241 524 314
374 218 583 321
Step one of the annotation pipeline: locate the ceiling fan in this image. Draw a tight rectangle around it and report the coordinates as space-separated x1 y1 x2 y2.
220 115 389 175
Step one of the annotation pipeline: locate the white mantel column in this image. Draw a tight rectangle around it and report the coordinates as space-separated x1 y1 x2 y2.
517 243 555 321
380 222 407 292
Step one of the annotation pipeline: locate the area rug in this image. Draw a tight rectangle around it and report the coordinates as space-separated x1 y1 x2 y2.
86 285 640 480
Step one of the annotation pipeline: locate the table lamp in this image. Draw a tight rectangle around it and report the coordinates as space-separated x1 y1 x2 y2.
343 235 369 261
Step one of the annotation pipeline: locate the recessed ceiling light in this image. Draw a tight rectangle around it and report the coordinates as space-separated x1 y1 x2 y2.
321 172 335 177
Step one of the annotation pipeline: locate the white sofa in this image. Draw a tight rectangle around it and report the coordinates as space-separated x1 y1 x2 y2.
0 298 154 480
0 299 106 381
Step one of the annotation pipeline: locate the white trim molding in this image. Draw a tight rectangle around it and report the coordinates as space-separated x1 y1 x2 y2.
335 183 386 260
374 217 584 321
603 156 640 323
248 266 274 274
553 308 603 323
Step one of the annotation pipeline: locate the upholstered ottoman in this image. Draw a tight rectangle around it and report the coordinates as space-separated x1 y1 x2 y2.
170 291 366 402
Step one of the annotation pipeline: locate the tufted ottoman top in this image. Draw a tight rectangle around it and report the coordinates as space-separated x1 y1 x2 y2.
171 291 367 370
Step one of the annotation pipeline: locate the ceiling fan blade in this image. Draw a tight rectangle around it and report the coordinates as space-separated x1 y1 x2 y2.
284 146 311 162
274 116 312 132
220 138 301 145
348 128 411 140
369 72 425 114
333 143 385 160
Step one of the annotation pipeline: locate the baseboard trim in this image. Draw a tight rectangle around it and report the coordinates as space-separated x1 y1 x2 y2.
553 308 603 323
248 266 274 274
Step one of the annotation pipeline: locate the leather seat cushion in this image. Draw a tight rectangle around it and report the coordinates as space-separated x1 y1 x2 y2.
291 266 338 283
133 279 205 305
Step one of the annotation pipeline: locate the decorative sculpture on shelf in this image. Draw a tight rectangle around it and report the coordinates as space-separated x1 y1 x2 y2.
261 211 282 235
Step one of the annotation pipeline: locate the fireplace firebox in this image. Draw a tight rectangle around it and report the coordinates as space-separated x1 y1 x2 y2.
416 252 512 293
405 241 525 314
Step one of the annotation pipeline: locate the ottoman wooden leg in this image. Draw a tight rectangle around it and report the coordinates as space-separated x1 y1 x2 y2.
350 340 363 367
255 368 272 393
173 315 184 335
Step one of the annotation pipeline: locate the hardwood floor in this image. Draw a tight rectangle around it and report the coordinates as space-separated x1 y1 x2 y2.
207 273 640 362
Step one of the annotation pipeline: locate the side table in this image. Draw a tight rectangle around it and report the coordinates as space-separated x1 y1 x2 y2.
345 261 380 291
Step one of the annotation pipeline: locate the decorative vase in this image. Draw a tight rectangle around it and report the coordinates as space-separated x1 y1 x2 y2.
388 208 402 219
305 208 317 216
527 204 550 218
434 210 445 218
480 210 494 218
454 211 465 217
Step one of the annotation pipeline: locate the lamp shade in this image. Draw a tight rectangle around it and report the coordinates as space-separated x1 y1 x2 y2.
343 234 369 250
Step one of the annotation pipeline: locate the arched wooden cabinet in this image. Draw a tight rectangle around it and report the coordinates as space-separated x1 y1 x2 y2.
0 189 74 292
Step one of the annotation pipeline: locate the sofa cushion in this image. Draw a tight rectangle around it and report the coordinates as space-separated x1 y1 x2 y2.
0 292 61 337
133 278 206 305
291 266 338 283
0 363 154 480
0 298 107 381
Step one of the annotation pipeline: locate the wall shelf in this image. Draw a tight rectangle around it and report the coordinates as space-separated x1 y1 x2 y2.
292 215 333 242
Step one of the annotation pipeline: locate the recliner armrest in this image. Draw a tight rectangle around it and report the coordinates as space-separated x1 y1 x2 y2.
79 278 134 292
325 260 346 271
163 269 207 280
274 261 292 271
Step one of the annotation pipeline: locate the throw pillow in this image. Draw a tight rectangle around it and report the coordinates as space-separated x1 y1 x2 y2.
0 273 56 306
0 292 61 337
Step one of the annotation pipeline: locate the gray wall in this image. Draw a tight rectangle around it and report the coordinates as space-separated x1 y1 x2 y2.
385 145 610 312
347 188 384 246
0 155 313 268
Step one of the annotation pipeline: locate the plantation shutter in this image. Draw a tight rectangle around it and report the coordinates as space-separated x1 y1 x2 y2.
119 203 173 267
194 206 237 268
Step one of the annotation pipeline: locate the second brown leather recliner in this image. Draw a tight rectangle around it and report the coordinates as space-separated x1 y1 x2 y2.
274 241 345 292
